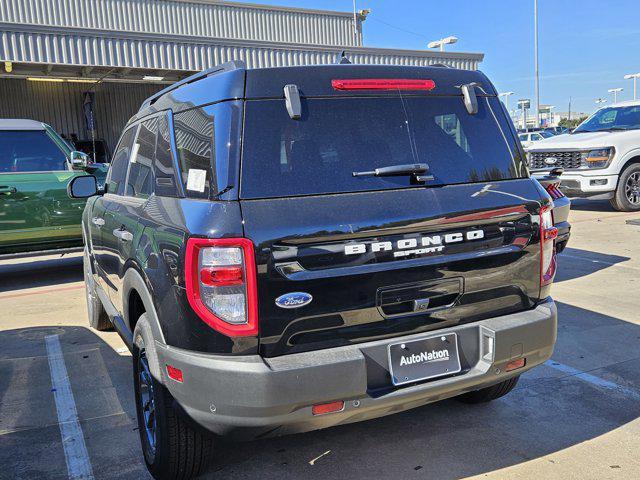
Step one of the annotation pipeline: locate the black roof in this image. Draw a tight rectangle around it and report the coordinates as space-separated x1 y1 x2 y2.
130 61 496 124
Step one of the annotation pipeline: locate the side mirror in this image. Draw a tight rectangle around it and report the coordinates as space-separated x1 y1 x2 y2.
67 175 99 199
70 151 89 170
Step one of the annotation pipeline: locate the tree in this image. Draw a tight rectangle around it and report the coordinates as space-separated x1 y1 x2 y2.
559 116 588 129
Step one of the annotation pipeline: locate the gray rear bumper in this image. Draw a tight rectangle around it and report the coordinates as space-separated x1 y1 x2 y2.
155 298 557 440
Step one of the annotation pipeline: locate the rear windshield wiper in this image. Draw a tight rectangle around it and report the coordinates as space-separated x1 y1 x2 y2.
352 163 430 178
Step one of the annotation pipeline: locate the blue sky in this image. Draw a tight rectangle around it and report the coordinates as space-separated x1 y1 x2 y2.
240 0 640 115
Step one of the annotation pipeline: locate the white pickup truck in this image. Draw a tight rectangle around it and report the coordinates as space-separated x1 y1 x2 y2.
526 100 640 211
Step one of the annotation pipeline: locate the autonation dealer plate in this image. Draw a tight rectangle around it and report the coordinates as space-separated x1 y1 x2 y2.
388 333 461 386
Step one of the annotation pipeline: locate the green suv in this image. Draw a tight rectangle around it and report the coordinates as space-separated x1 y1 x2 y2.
0 119 108 257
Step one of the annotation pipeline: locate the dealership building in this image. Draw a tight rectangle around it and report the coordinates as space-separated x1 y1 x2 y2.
0 0 484 155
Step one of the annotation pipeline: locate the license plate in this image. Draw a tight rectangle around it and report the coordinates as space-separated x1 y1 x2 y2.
388 333 461 386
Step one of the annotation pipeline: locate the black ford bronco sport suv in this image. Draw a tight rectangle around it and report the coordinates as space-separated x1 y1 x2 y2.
69 61 569 480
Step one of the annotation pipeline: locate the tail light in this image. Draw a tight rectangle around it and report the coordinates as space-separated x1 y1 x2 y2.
539 206 558 287
331 78 436 91
545 182 565 200
185 238 258 337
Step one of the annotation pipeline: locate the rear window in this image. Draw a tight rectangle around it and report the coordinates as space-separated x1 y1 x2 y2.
240 96 524 199
0 130 68 172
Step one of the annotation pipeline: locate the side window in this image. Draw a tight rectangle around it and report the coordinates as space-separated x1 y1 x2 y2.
126 118 156 199
173 108 215 198
0 130 68 172
154 113 180 197
107 127 137 195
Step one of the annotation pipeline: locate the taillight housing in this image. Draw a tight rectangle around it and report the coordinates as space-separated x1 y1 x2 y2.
545 182 565 200
184 238 258 337
539 206 558 287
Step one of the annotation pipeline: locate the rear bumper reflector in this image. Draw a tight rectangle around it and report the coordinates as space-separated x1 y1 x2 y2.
505 358 526 372
312 401 345 416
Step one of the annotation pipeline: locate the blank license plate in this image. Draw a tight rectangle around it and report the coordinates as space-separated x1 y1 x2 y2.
388 333 461 386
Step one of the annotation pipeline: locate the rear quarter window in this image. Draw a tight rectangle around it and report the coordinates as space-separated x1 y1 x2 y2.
240 95 525 199
174 108 214 199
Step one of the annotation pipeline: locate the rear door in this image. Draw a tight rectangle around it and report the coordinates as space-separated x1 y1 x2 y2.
0 129 85 252
239 94 544 357
92 126 137 294
103 117 156 314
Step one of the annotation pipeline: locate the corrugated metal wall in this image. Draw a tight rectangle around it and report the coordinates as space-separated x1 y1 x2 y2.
0 0 362 47
0 29 482 71
0 79 162 152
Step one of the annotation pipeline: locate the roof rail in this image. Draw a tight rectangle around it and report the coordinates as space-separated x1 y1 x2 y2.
140 60 246 110
429 63 451 68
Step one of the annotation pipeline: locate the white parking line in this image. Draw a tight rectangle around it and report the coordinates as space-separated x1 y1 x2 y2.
545 360 640 399
45 334 95 480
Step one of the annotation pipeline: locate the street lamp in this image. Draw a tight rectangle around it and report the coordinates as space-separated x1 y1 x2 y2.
498 92 515 111
534 0 540 128
595 98 607 104
608 88 623 103
624 73 640 100
428 36 458 52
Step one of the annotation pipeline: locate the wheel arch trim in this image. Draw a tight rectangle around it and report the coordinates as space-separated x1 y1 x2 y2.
123 267 167 347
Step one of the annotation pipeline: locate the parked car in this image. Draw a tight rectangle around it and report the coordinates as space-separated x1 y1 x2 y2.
69 62 565 480
544 126 568 136
530 168 571 252
74 138 112 164
527 100 640 211
0 119 108 257
518 130 554 149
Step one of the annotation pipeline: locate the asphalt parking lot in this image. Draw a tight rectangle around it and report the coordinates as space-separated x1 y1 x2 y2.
1 198 640 480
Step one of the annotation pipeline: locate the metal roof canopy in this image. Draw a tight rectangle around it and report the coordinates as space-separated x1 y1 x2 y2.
0 0 484 78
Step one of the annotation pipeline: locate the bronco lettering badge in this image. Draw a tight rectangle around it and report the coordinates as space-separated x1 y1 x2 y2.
344 230 485 258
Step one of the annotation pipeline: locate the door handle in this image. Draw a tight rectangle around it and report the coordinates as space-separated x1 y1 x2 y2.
92 217 105 227
0 186 17 195
113 228 133 242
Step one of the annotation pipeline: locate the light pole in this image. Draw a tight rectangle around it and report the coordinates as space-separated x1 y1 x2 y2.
608 88 623 103
428 36 458 52
534 0 540 128
498 92 515 111
595 98 607 105
624 73 640 100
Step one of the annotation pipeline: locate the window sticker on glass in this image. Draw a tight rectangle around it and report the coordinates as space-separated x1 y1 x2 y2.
130 142 140 164
186 168 207 192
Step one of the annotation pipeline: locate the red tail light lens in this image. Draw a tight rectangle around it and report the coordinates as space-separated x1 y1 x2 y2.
545 182 565 200
539 206 557 287
185 238 258 337
331 78 436 91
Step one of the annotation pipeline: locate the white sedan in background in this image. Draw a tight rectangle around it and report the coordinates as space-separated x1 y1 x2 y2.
518 130 555 149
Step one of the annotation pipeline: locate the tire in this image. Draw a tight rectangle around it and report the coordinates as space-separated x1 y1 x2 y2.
133 314 214 480
84 248 111 331
457 375 520 404
610 164 640 212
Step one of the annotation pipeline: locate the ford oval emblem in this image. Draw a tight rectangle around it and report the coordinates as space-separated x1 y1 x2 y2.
275 292 313 309
544 156 558 165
